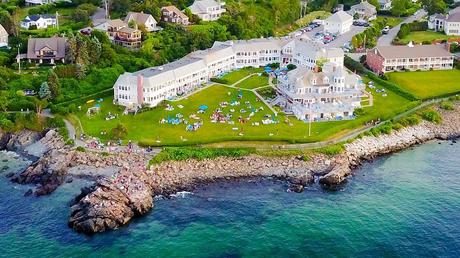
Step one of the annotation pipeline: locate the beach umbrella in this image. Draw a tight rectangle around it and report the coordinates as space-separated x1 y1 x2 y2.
199 105 208 111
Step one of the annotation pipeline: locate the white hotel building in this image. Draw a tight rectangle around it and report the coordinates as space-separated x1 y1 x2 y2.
114 38 345 108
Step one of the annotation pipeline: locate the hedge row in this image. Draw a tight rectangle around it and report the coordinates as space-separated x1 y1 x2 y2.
365 72 419 101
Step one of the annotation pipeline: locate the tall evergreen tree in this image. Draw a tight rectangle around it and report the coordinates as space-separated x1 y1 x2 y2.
47 70 61 100
38 82 51 99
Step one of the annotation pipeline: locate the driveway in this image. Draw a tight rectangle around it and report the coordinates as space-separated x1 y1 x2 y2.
377 10 428 46
295 25 366 48
91 7 107 25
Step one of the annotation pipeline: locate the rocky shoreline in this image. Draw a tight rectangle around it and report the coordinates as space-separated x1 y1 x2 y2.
2 104 460 234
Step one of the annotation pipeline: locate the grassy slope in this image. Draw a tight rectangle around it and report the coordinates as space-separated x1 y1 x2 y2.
219 67 264 85
387 70 460 99
235 74 269 89
73 71 417 146
397 31 460 44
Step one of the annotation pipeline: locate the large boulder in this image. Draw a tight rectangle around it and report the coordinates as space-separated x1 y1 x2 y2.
6 130 42 151
68 169 155 234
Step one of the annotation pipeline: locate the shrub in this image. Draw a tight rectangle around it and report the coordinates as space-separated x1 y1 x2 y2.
315 144 344 156
110 123 128 139
76 146 86 152
420 109 442 124
440 101 454 110
210 78 228 84
149 147 256 165
398 114 421 127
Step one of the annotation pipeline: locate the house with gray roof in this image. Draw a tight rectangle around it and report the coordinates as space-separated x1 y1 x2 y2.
277 62 366 121
25 0 57 5
189 0 226 21
26 36 67 64
21 14 56 29
324 11 353 35
124 12 159 32
349 1 377 21
428 7 460 35
366 43 454 74
113 37 347 109
0 24 8 47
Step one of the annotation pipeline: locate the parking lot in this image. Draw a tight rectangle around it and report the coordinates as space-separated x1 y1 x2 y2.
294 24 367 49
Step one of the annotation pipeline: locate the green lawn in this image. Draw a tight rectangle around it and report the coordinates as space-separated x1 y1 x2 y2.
71 74 417 146
397 31 460 44
235 74 269 89
219 67 263 85
387 70 460 99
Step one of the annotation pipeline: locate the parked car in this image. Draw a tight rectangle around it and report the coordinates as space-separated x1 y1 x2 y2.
382 26 390 34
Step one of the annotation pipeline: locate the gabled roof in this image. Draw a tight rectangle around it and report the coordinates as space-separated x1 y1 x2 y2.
124 12 156 24
190 0 222 14
0 24 7 37
108 19 127 28
373 44 452 59
351 1 377 13
447 12 460 22
27 37 66 59
326 10 353 23
24 14 56 22
162 5 189 20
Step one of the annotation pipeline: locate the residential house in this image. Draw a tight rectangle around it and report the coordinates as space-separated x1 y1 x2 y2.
113 37 345 108
189 0 226 21
428 13 446 32
94 19 142 49
428 6 460 35
349 1 377 21
276 62 366 121
161 6 190 25
324 11 353 35
443 12 460 35
0 24 8 47
124 12 159 32
21 14 57 30
113 27 142 49
378 0 392 11
366 43 454 74
25 0 57 5
26 36 66 64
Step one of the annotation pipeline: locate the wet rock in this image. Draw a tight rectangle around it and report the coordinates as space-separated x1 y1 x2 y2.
289 184 304 193
24 189 33 197
5 172 14 178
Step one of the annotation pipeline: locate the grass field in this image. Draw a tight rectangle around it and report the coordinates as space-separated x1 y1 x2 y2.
387 70 460 99
219 67 264 85
71 70 418 146
397 31 460 44
235 74 269 89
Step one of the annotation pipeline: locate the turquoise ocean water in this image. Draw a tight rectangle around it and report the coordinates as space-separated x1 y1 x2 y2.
0 141 459 258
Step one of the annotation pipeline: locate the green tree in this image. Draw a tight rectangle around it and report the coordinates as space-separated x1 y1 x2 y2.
38 81 51 99
0 91 9 111
47 70 61 100
391 0 411 16
422 0 447 15
32 97 48 116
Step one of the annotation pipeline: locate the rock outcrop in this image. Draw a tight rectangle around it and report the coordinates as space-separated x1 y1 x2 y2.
69 169 154 233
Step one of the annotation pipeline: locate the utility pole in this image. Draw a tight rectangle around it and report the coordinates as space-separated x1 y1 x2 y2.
17 43 21 74
56 11 59 30
308 112 311 137
105 0 110 19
